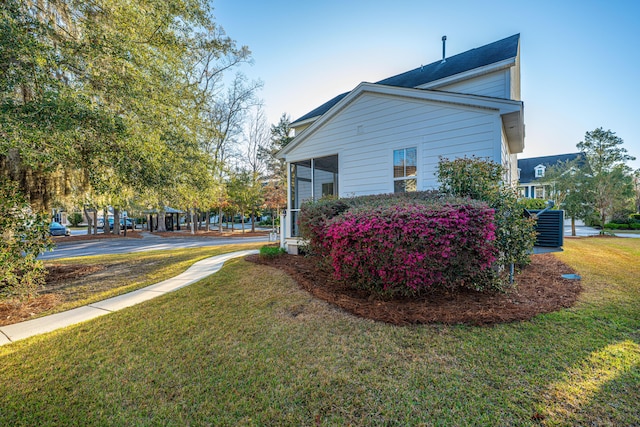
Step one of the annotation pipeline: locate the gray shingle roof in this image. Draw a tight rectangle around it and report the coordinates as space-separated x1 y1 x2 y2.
292 34 520 124
518 153 584 184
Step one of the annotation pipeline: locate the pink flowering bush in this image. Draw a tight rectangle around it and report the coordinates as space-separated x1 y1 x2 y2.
320 200 498 295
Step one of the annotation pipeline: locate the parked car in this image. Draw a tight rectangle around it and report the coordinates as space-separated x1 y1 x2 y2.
109 217 134 230
49 221 71 236
97 218 134 230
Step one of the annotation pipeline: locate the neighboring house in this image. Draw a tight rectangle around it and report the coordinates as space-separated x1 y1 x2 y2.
277 34 525 250
517 153 583 199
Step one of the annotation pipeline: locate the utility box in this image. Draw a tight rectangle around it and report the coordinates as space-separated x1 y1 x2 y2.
529 209 564 248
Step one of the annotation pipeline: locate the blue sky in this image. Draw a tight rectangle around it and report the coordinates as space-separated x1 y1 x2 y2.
213 0 640 169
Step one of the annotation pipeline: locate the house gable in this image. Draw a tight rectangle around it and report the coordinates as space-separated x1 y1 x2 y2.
291 34 521 128
280 85 517 195
517 153 583 185
280 83 523 161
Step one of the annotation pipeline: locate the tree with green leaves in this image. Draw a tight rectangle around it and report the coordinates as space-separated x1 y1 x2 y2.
256 113 292 225
541 158 592 236
226 169 262 233
1 0 254 226
0 178 53 300
261 113 293 186
577 128 635 227
634 169 640 214
438 157 537 286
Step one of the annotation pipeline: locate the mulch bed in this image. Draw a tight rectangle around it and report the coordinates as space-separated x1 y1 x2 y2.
0 264 107 327
248 253 583 326
45 264 106 284
0 294 62 327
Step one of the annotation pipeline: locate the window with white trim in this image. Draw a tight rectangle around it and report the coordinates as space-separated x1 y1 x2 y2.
393 147 417 193
534 164 546 178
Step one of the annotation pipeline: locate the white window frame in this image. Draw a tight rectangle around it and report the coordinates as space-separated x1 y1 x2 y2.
393 147 418 193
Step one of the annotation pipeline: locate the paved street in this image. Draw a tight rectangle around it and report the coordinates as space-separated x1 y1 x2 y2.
40 233 269 260
564 225 640 238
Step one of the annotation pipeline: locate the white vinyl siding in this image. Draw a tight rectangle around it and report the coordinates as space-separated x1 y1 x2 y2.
286 93 500 196
437 70 510 99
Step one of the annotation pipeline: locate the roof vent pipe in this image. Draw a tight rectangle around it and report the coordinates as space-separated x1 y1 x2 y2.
441 35 447 63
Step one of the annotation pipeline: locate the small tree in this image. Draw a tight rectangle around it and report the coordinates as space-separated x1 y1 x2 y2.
577 128 636 227
0 179 53 300
541 159 593 236
437 157 537 281
68 212 83 227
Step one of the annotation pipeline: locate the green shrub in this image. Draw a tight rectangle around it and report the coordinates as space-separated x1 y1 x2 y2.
68 212 83 227
0 178 53 300
438 157 537 272
605 222 640 230
611 211 633 225
259 245 286 258
258 217 280 227
521 198 551 210
630 213 640 221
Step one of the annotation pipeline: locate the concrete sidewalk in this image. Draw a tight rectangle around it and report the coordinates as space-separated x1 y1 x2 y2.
0 249 258 346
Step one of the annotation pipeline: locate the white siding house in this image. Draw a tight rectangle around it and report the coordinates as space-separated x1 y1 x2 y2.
277 34 525 251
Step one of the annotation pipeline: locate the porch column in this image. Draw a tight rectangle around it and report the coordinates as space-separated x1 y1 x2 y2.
286 161 292 239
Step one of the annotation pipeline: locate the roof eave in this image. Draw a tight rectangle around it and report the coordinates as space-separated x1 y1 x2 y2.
290 116 319 128
503 110 525 154
417 57 516 90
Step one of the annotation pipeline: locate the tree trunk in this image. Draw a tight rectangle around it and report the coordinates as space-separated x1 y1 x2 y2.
190 208 195 235
241 209 245 234
92 211 98 235
218 207 223 232
571 216 576 237
157 211 167 232
251 209 256 233
84 207 93 235
103 208 110 235
205 210 211 232
114 208 121 235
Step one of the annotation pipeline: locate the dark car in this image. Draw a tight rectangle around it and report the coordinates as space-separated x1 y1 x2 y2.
107 217 134 230
49 221 71 236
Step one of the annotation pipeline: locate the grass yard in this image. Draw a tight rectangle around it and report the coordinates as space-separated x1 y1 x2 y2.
0 238 638 425
38 243 264 316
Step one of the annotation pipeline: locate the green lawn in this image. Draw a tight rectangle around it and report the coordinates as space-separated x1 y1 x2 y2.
1 238 639 426
40 243 263 316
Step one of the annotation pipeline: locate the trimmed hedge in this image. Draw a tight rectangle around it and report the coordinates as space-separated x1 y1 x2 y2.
298 191 440 257
604 222 640 230
324 202 497 295
300 194 500 295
